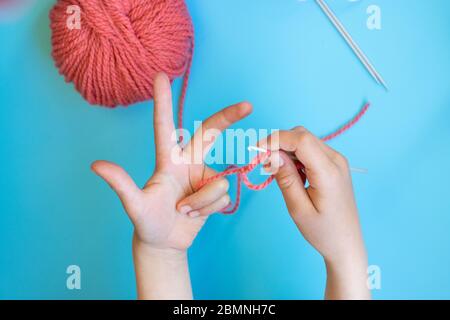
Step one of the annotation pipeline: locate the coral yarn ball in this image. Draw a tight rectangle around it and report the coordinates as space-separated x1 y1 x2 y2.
49 0 194 107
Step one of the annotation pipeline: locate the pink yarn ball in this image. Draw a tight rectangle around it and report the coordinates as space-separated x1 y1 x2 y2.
49 0 194 107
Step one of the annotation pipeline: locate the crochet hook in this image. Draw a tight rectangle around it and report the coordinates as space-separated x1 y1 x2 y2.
315 0 388 90
248 146 368 174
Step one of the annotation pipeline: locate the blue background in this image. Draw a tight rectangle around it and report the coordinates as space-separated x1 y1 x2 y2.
1 0 450 299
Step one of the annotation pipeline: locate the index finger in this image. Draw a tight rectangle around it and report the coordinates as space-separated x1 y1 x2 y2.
184 102 253 159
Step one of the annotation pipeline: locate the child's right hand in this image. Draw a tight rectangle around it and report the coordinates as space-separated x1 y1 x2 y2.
258 127 370 299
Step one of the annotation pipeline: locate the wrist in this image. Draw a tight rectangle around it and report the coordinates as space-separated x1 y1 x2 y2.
324 253 368 280
133 233 187 264
323 249 371 300
324 248 368 273
132 233 192 300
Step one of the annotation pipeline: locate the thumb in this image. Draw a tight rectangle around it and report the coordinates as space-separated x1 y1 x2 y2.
274 152 315 219
91 160 142 219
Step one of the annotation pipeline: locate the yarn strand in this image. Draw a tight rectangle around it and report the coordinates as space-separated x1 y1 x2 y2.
177 41 194 143
50 1 371 216
197 102 371 214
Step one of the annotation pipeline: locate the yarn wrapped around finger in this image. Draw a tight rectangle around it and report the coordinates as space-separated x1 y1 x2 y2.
49 1 371 216
199 102 371 215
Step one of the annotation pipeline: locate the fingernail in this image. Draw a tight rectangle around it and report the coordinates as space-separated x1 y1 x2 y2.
189 211 201 218
179 206 192 215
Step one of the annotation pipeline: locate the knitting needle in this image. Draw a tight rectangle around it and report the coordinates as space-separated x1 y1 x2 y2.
248 146 368 174
315 0 388 90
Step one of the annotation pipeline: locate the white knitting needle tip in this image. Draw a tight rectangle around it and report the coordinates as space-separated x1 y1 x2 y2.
377 74 389 91
315 0 388 91
349 167 369 174
248 146 269 153
248 146 368 174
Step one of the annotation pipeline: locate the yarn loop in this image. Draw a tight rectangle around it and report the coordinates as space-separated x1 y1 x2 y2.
50 1 371 215
200 102 371 214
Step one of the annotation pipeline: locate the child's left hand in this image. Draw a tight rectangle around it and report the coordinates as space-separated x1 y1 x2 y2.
92 73 252 252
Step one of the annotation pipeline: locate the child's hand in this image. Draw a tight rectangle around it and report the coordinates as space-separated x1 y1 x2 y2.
258 127 370 299
92 73 252 253
92 73 252 299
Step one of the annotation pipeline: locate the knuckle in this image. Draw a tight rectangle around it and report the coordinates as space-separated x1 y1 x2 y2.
334 153 350 170
219 108 233 127
325 164 342 182
296 130 314 146
277 171 297 190
292 126 307 133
